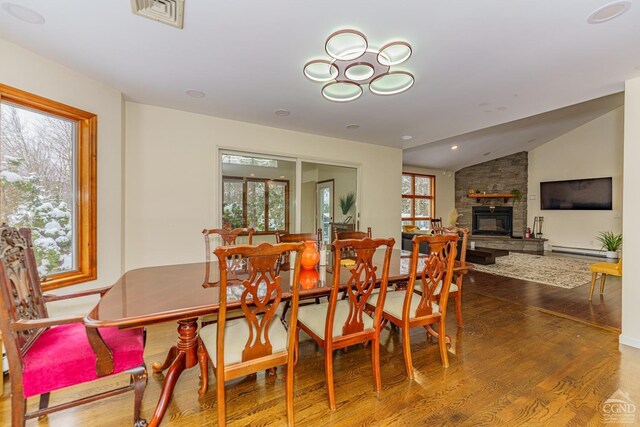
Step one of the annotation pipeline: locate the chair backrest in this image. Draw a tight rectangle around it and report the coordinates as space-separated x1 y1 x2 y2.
432 226 469 263
214 241 305 366
275 229 322 245
203 227 254 262
335 226 372 241
405 234 458 319
328 237 394 339
0 225 48 364
431 218 443 229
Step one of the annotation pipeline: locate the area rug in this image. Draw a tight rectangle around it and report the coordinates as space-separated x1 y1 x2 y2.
471 252 593 289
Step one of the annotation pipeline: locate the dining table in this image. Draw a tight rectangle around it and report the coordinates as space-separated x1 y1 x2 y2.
84 249 472 426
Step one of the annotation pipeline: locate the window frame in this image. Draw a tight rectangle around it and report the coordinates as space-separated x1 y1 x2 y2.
402 172 436 227
0 84 97 291
221 175 290 235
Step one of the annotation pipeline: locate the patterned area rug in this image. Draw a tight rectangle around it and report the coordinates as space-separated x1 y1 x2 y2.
472 252 593 289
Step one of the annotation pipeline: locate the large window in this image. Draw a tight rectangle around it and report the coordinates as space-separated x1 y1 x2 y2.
222 176 289 234
402 172 435 229
0 84 96 290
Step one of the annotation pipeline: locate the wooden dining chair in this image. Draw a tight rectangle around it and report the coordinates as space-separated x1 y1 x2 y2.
432 227 470 326
0 225 147 427
295 237 394 410
334 226 372 241
202 227 255 262
198 241 306 426
367 234 458 379
275 229 322 271
430 218 443 229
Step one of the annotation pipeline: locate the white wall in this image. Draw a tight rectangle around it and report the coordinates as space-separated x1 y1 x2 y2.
124 102 402 270
527 107 624 250
0 39 124 292
401 165 455 224
621 78 640 349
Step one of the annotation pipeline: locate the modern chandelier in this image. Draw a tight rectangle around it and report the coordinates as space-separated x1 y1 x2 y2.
303 29 414 102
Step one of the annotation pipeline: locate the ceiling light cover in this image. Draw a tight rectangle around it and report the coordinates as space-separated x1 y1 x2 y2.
377 42 412 66
131 0 185 29
401 135 413 141
185 89 205 98
325 30 368 61
369 72 415 96
303 60 339 82
274 109 290 116
305 30 414 102
588 1 631 23
322 82 363 102
2 3 45 24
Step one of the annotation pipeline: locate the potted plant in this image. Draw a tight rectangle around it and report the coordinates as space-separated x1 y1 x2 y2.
510 189 522 203
596 231 622 258
339 192 356 217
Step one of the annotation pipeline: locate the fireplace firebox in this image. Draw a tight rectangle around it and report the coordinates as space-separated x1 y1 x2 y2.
472 206 513 236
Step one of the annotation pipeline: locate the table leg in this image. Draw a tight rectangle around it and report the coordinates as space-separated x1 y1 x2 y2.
147 318 199 427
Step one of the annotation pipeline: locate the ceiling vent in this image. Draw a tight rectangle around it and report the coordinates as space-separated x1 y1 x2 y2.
131 0 184 29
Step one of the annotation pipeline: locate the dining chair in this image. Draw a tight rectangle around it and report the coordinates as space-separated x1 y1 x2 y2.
432 227 470 326
202 227 255 262
430 217 443 229
367 234 458 379
198 241 306 426
275 229 322 271
0 225 147 427
295 237 394 410
334 226 372 241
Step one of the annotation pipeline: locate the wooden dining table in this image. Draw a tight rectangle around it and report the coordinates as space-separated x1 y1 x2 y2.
84 249 471 426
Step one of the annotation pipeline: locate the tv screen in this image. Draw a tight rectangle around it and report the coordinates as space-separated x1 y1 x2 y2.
540 177 612 210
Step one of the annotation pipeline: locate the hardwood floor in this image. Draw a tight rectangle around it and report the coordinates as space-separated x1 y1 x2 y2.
2 286 637 426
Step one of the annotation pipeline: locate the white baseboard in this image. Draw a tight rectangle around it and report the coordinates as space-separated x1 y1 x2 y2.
619 335 640 349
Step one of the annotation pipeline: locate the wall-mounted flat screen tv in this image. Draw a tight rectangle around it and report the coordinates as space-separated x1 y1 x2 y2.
540 177 612 210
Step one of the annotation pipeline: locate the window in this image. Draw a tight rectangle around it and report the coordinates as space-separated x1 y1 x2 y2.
222 176 289 234
0 84 96 290
402 172 435 229
221 154 278 168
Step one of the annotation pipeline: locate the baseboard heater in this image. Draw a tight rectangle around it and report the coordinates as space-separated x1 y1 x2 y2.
551 245 606 258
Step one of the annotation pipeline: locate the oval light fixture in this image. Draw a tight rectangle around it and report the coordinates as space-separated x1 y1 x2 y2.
303 59 339 82
322 81 363 102
587 0 631 23
2 2 45 24
369 71 415 96
377 42 412 66
325 29 368 61
185 89 205 98
344 63 375 81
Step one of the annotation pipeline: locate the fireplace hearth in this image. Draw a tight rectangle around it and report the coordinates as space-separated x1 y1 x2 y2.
472 206 513 236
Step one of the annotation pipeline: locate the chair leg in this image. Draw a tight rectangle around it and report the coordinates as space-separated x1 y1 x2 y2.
285 360 295 427
600 274 607 294
401 326 414 380
294 326 301 366
38 392 50 412
280 300 291 325
455 293 463 327
12 393 26 427
588 272 598 300
438 321 449 368
217 369 226 426
197 338 209 396
132 367 148 427
371 336 381 394
324 348 336 410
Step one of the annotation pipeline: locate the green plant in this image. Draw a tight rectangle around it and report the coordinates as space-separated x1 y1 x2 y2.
510 189 522 203
339 192 356 215
596 231 622 252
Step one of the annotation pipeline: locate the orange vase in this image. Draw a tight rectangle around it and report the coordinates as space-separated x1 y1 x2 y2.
299 268 319 289
300 241 320 270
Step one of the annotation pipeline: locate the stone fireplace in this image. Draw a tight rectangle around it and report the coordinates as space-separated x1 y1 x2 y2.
472 206 513 236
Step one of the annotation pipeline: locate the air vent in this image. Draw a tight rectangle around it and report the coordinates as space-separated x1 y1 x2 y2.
131 0 185 29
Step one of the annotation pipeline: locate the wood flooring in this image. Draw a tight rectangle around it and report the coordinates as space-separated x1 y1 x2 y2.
1 280 636 426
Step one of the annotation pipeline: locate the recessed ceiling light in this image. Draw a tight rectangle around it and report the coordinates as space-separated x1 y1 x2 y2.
274 109 290 116
2 3 45 24
185 90 205 98
478 102 490 107
451 145 459 150
587 1 631 24
279 175 285 179
528 138 537 143
483 152 491 156
250 173 255 177
401 135 413 141
346 124 360 130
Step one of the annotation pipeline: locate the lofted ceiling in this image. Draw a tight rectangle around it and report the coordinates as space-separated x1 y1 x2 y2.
0 1 638 169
